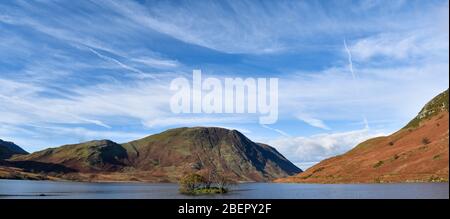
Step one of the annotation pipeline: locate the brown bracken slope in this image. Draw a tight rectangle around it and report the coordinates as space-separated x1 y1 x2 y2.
276 89 449 183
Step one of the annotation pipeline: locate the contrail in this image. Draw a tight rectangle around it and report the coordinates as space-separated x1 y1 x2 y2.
344 39 356 80
261 124 290 137
363 117 370 130
89 48 156 80
344 38 368 129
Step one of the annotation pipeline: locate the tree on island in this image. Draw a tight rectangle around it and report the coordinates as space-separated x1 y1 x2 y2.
179 169 235 195
179 173 206 193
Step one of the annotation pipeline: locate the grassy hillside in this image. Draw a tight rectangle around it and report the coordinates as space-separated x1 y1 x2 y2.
404 89 449 129
14 140 128 172
10 127 301 182
276 89 449 183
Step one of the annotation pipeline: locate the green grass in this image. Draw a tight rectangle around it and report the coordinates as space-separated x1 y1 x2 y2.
404 89 449 129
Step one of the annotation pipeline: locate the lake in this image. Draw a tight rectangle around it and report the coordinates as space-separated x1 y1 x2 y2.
0 180 448 199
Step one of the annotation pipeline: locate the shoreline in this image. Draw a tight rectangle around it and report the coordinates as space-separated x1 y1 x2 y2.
1 177 448 185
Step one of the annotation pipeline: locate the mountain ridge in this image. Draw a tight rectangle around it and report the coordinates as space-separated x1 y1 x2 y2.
5 127 301 182
0 139 28 160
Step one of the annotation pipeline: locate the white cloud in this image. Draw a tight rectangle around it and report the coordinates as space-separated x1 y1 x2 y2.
0 2 180 77
97 0 448 54
132 57 180 68
279 60 449 128
295 113 330 130
0 75 258 131
0 0 448 161
0 79 157 126
100 0 286 54
349 28 449 61
268 127 385 169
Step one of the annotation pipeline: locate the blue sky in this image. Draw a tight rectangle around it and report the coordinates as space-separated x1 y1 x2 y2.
0 0 448 170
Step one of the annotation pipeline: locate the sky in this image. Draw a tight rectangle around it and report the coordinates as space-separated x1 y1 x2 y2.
0 0 448 170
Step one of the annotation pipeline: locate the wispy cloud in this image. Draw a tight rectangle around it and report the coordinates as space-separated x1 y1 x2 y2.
268 127 385 169
0 0 448 165
349 30 449 62
97 0 447 54
295 113 330 130
261 124 290 137
132 57 180 69
0 92 111 129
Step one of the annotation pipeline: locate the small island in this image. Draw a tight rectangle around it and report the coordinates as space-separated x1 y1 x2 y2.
178 170 234 195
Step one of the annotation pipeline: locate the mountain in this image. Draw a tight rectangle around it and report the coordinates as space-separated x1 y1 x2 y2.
10 127 301 182
0 139 28 159
0 139 76 180
276 89 449 183
14 140 128 172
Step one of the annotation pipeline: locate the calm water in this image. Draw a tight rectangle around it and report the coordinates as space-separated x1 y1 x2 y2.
0 180 448 199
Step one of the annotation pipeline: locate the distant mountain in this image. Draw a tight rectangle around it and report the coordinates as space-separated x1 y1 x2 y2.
0 139 28 159
11 127 301 182
276 89 449 183
13 140 128 172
